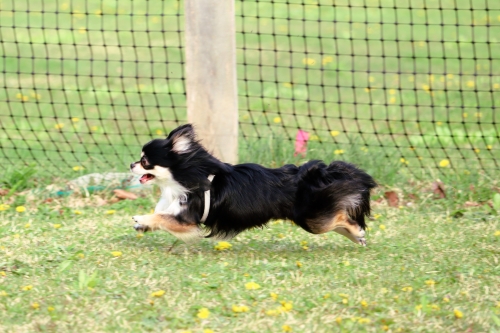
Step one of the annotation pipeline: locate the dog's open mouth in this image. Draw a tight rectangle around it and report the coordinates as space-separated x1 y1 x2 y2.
140 174 155 184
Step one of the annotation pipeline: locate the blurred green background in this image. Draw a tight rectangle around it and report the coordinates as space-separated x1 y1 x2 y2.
0 0 499 182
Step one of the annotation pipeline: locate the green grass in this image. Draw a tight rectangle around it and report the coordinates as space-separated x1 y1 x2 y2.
0 189 499 332
0 0 499 179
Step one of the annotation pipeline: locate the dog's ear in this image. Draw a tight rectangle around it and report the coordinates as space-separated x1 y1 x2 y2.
169 124 196 154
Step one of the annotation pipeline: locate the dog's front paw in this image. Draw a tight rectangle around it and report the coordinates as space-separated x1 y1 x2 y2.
132 216 150 232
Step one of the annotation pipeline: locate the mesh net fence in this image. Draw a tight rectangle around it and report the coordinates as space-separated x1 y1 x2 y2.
1 0 499 180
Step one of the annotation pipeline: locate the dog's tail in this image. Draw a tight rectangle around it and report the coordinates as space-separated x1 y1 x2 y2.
294 160 377 231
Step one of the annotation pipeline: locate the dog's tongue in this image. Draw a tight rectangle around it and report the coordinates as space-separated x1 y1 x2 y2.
140 174 153 184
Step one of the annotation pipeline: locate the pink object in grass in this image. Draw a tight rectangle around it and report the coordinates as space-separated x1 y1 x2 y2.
294 129 310 157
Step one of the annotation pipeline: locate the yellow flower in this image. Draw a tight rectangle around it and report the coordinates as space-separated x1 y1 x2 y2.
343 261 350 266
0 204 10 211
425 279 436 286
73 166 83 171
31 302 40 310
16 206 26 213
431 304 440 310
48 306 55 312
369 76 375 82
197 307 210 319
54 123 64 130
373 214 382 219
447 73 454 79
53 224 62 229
379 224 386 230
22 95 29 102
323 293 331 299
342 298 348 304
150 290 165 298
437 121 442 126
360 146 368 152
282 325 292 332
13 234 20 239
111 251 122 257
358 318 371 324
382 325 389 331
443 297 450 302
389 89 396 95
422 84 430 92
360 300 368 308
466 81 475 88
245 282 260 290
156 129 163 135
401 286 413 292
334 149 344 155
322 56 333 65
0 271 6 276
389 97 396 104
439 159 450 167
283 82 293 88
270 292 278 300
24 223 30 228
77 253 85 259
302 58 316 66
91 126 98 131
136 233 144 238
273 117 282 123
475 112 482 118
74 210 82 215
487 145 492 150
280 300 293 311
214 241 232 251
415 304 423 311
22 285 33 291
454 309 463 318
493 83 500 89
339 293 349 298
95 9 102 16
265 309 280 316
105 210 116 215
232 305 249 313
330 130 340 137
463 112 468 118
0 291 8 297
474 148 480 153
335 317 342 324
203 330 214 333
364 87 371 92
494 230 500 237
16 93 23 99
296 261 302 268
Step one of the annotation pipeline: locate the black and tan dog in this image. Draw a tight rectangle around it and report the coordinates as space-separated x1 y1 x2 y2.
130 124 376 245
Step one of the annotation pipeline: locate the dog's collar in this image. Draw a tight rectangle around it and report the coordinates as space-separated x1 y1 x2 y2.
200 174 215 223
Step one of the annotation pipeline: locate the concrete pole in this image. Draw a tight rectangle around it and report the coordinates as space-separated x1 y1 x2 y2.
184 0 238 164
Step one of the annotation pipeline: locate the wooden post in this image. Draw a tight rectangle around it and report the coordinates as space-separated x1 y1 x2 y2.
184 0 238 164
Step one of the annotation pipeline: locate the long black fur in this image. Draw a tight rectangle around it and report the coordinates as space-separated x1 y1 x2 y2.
141 124 377 238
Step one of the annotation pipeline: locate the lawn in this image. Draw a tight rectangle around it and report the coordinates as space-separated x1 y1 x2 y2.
0 186 499 332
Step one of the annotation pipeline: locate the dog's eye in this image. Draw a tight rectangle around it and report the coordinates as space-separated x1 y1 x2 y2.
141 157 150 168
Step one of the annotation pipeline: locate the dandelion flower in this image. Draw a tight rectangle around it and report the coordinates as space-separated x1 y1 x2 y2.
22 285 33 291
48 306 55 312
474 148 480 153
431 304 440 310
282 325 292 332
203 330 214 333
360 300 368 308
443 297 450 302
245 282 261 290
487 145 492 150
105 210 116 215
0 272 6 277
323 293 331 299
150 290 165 298
373 214 382 219
425 279 436 286
330 130 340 137
389 97 396 104
111 251 122 257
283 82 293 88
24 223 30 228
379 224 386 230
77 253 85 259
232 305 249 313
136 233 144 238
16 206 26 213
494 230 500 237
342 298 348 304
31 302 40 310
53 224 62 229
0 291 8 297
322 56 333 65
302 58 316 66
273 117 282 123
335 317 342 324
494 83 500 89
156 129 163 135
95 9 102 16
74 210 82 215
91 126 98 131
54 123 64 130
197 307 210 319
214 241 232 251
334 149 344 155
280 300 293 311
439 159 450 167
73 166 83 171
466 81 475 88
0 204 10 211
358 318 371 324
270 292 278 300
454 309 463 318
296 261 302 268
401 286 413 292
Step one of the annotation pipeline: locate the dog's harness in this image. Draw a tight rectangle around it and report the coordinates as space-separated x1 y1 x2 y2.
200 174 215 223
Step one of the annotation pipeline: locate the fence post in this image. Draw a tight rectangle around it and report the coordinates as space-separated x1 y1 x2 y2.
184 0 238 164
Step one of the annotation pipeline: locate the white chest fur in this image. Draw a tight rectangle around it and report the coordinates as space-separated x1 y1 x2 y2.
155 181 189 215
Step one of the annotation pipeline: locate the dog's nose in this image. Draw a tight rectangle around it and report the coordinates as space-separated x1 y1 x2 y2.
130 162 136 169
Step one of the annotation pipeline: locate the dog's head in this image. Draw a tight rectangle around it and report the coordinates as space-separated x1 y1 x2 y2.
130 124 198 185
